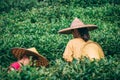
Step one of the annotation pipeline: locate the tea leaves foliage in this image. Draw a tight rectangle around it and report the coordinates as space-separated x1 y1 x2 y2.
0 0 120 80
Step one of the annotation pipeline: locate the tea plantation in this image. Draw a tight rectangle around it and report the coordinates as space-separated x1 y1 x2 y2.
0 0 120 80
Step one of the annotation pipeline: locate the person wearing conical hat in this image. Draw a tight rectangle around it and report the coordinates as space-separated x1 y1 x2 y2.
58 17 105 62
8 47 49 72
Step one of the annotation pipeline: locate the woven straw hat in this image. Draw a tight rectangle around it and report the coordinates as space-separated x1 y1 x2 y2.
58 17 97 34
11 47 49 67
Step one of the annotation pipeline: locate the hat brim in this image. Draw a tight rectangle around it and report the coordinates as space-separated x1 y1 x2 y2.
58 25 97 34
11 48 49 66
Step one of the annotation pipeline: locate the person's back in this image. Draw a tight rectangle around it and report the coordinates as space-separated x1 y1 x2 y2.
63 38 86 62
82 41 104 60
63 38 104 62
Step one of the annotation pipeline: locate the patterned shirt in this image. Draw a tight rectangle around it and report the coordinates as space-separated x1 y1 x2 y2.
10 62 21 70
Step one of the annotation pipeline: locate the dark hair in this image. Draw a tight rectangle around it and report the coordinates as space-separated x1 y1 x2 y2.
78 28 90 42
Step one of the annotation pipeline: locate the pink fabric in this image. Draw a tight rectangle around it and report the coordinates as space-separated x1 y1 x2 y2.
10 62 21 70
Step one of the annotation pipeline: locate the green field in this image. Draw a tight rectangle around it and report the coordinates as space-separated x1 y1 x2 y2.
0 0 120 79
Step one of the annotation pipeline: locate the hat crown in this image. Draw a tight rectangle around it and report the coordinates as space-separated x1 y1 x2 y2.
27 47 39 54
58 17 97 34
70 17 84 28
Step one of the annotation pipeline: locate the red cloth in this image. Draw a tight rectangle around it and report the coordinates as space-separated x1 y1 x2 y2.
10 62 21 70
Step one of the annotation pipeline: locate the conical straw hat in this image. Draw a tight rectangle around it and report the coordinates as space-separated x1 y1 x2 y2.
11 47 49 66
58 17 97 34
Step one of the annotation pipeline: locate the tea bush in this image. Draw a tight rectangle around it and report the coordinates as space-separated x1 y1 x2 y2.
0 0 38 12
0 56 120 80
0 0 120 79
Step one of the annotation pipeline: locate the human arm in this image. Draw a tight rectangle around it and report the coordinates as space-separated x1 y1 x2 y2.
63 41 73 62
8 62 21 72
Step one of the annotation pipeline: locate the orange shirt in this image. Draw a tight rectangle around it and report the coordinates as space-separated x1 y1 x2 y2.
63 38 104 62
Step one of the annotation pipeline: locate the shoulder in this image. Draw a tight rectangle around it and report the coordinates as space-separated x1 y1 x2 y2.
67 39 75 44
68 38 85 43
69 38 77 42
10 62 21 70
8 62 19 71
67 39 78 46
84 41 101 49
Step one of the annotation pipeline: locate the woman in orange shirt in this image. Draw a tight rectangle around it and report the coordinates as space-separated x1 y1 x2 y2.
58 17 104 62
